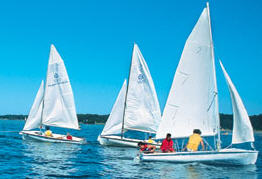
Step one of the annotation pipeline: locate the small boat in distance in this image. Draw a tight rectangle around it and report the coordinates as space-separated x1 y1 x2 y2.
98 43 161 147
20 45 85 144
139 2 258 165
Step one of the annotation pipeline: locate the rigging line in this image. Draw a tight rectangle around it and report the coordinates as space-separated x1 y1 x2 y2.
207 91 218 112
175 140 180 152
181 139 185 152
202 137 214 151
225 144 232 149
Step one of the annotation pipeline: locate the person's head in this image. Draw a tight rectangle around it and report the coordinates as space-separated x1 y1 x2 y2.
149 136 152 139
138 142 145 147
45 126 50 130
193 129 201 135
166 133 171 141
67 132 70 136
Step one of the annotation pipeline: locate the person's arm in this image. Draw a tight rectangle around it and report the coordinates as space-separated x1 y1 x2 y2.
171 140 174 149
200 139 204 151
161 140 166 151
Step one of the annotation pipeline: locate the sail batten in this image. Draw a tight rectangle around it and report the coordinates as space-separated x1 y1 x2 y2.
220 61 254 144
156 7 218 139
42 44 79 130
123 44 161 133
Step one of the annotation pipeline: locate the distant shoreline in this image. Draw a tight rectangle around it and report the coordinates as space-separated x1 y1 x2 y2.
0 114 109 125
1 113 262 130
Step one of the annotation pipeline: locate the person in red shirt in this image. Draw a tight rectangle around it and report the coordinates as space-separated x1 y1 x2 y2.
161 133 175 153
138 142 156 153
66 132 73 140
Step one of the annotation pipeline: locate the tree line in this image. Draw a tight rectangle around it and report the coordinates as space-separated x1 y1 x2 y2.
0 113 262 130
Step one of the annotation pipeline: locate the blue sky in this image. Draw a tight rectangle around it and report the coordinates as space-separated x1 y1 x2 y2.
0 0 261 115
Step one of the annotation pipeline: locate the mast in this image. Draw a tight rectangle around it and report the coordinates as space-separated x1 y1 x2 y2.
206 2 221 150
121 43 134 138
39 46 52 130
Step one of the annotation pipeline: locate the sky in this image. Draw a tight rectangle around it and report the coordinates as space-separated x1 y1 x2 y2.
0 0 261 115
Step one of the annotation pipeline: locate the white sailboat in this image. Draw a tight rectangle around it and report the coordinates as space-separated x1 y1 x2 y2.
139 3 258 165
97 43 162 147
20 45 85 144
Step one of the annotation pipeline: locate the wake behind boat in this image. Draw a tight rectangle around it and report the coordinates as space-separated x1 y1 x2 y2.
139 2 258 165
98 44 161 147
20 45 85 144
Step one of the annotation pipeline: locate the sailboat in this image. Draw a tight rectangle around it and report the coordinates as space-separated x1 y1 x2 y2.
19 45 85 144
139 3 258 165
97 43 162 147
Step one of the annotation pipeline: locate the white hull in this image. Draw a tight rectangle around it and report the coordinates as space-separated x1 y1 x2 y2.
98 135 160 148
139 148 258 165
20 130 85 144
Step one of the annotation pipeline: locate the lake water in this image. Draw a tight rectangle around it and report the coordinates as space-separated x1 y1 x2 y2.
0 119 261 178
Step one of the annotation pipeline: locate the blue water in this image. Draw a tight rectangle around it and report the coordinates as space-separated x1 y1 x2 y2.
0 120 261 178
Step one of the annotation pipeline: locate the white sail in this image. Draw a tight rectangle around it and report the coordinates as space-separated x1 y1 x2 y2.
157 6 219 139
23 81 44 131
42 44 79 130
124 44 161 133
220 61 254 144
101 80 127 136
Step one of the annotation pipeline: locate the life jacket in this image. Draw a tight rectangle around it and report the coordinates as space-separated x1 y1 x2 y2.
187 134 202 151
161 139 174 151
45 130 52 137
147 139 154 144
67 135 73 140
140 144 148 151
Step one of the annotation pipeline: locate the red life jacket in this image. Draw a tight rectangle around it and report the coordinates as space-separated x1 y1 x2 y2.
67 135 73 140
140 144 148 151
161 139 174 151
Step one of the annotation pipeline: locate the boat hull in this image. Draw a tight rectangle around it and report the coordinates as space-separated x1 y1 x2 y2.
98 135 160 148
20 130 85 144
139 148 258 165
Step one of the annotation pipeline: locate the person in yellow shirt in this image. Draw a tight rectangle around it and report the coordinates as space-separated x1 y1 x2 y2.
44 126 53 137
147 136 155 144
184 129 204 152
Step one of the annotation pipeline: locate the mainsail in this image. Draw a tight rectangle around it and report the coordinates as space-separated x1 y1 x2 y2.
23 81 44 131
220 61 254 144
156 5 219 139
101 80 127 136
123 44 161 133
42 44 79 130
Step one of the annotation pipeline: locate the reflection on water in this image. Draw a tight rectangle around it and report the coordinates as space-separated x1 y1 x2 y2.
22 140 81 177
98 145 258 179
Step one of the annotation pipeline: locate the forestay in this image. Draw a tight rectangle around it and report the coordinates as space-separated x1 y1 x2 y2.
23 81 44 131
124 44 161 133
220 61 254 144
157 7 219 139
42 45 79 130
101 80 127 136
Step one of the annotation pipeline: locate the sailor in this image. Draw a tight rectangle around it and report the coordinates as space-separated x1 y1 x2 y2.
66 132 73 140
147 136 155 144
160 133 175 153
44 126 53 137
184 129 204 152
138 142 156 153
